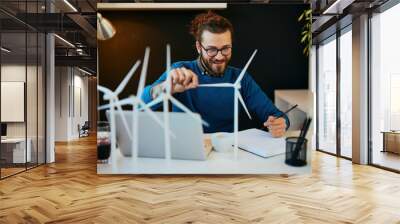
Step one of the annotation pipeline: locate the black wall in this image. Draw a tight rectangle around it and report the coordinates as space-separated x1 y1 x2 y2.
99 4 309 127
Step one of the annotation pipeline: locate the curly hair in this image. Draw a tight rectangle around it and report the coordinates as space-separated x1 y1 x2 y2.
189 11 233 42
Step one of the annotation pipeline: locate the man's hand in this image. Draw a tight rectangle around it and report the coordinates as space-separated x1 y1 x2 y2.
264 116 286 138
150 67 199 99
169 67 199 94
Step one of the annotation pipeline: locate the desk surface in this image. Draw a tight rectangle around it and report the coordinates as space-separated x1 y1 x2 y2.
381 131 400 134
1 138 27 143
97 147 311 175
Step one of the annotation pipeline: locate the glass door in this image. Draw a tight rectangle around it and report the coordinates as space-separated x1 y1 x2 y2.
0 1 47 179
370 2 400 171
27 30 38 170
317 35 337 155
339 27 352 159
1 30 28 178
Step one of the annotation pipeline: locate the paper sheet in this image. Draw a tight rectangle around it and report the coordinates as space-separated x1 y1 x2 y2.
238 128 286 158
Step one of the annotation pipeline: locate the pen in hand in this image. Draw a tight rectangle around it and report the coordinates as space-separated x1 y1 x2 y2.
262 104 298 132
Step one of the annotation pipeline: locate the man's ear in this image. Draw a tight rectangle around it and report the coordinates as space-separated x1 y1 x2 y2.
195 41 201 54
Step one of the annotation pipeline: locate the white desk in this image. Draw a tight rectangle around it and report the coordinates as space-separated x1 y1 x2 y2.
97 92 315 175
97 147 311 175
1 138 31 163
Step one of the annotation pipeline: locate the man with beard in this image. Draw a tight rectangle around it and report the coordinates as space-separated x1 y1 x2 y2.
142 11 289 137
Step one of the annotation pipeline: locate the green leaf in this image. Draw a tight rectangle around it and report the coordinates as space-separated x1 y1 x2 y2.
299 8 313 56
301 35 307 43
298 13 304 22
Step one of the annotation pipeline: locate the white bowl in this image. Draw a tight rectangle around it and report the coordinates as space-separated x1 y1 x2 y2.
211 132 234 152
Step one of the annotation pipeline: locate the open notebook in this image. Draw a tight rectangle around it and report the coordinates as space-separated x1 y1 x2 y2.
238 128 286 158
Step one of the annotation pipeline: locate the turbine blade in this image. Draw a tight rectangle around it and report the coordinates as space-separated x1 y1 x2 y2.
115 98 132 137
166 44 171 72
97 85 113 99
169 96 209 127
235 49 258 85
137 47 150 98
98 104 111 111
237 90 252 120
198 83 233 88
164 44 173 94
114 60 141 95
98 97 134 111
142 96 163 110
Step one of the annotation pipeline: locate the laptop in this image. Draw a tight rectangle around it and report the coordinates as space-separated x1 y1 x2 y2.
110 111 209 161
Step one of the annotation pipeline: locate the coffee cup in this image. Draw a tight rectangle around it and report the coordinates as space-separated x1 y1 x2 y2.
211 132 233 152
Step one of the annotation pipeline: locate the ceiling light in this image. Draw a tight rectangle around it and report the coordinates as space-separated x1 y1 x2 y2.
1 47 11 53
63 0 78 12
323 0 341 14
54 34 75 48
322 0 355 15
97 13 116 41
78 67 93 76
75 42 84 47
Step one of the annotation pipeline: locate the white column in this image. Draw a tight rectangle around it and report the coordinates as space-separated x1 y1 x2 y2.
46 33 56 163
352 14 369 164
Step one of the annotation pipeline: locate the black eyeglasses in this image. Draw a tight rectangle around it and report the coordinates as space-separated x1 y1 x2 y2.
199 43 232 57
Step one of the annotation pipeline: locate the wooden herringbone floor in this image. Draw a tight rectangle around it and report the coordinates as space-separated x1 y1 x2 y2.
1 135 400 224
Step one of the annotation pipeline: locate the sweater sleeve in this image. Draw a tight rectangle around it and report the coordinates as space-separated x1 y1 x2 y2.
141 71 167 110
141 62 183 109
241 73 290 130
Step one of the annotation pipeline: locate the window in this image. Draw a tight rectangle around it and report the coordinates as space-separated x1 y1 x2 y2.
317 35 337 154
339 28 352 158
370 2 400 171
0 1 47 179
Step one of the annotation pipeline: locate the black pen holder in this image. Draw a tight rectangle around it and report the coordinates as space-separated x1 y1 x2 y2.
285 137 307 167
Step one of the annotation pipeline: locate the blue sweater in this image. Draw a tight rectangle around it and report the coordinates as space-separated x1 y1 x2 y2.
142 60 289 133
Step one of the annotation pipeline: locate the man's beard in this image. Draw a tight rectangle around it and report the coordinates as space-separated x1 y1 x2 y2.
200 54 230 77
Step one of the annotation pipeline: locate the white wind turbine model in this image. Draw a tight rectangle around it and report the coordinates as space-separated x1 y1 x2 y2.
98 95 170 160
145 44 209 160
133 46 174 160
98 60 141 153
98 47 175 160
197 49 258 158
132 46 150 161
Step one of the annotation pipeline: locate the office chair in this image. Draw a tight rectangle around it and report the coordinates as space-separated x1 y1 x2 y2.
79 121 90 138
